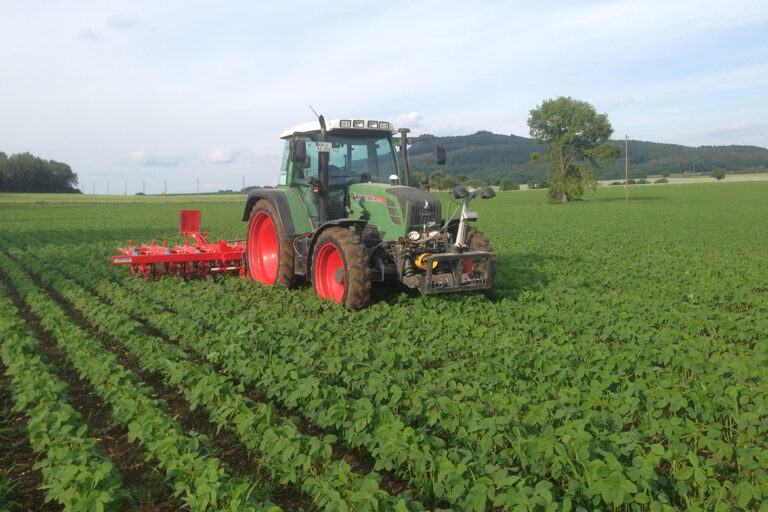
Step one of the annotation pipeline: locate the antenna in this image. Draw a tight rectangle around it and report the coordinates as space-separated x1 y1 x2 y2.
308 105 320 119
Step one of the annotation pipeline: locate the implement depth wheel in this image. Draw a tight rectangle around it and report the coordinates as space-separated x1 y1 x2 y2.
312 227 370 310
246 200 295 286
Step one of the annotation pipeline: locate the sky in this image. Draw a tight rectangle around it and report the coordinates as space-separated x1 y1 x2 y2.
1 1 767 194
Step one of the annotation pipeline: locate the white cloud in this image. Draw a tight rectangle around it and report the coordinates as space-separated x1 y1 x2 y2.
79 29 101 40
209 149 234 163
107 13 143 29
396 112 423 131
727 121 750 131
597 97 636 111
131 150 187 167
709 121 768 143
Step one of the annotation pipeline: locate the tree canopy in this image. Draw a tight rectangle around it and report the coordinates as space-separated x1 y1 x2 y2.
711 167 726 181
528 97 620 202
0 152 80 193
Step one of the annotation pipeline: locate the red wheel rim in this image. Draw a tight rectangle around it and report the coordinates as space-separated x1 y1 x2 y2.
315 242 345 303
247 211 279 284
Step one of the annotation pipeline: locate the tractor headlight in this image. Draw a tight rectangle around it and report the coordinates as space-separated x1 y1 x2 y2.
367 120 379 128
407 231 421 241
353 120 365 128
379 121 390 129
340 120 351 128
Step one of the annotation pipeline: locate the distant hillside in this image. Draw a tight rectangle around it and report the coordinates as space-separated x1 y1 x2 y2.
407 131 768 184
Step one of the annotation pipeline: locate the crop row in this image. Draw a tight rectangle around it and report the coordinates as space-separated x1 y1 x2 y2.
30 245 651 510
19 251 417 510
0 281 129 511
0 237 520 509
99 263 768 511
3 205 768 511
0 251 278 512
47 256 530 509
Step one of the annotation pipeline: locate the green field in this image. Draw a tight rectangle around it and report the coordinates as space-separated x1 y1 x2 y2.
1 183 767 511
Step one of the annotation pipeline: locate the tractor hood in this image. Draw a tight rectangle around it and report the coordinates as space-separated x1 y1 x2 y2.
385 186 442 228
348 184 442 240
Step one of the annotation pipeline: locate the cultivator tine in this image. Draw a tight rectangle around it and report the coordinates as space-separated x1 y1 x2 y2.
111 210 246 281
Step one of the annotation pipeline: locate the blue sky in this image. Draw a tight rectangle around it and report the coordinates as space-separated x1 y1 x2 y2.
1 0 767 194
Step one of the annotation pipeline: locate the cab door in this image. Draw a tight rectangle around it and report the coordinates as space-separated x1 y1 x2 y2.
287 137 320 229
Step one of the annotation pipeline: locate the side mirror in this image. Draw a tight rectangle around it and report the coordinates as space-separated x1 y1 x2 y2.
435 144 446 165
480 186 496 199
451 185 468 199
290 140 306 163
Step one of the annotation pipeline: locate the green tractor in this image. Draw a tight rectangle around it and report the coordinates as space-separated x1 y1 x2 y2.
242 116 496 309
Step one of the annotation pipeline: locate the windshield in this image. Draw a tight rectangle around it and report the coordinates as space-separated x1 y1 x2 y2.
326 135 399 187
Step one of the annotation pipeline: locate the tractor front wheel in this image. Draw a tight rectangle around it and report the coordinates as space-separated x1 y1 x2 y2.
311 227 370 310
246 200 295 286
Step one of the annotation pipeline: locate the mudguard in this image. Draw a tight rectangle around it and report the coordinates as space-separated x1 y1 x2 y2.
242 188 296 236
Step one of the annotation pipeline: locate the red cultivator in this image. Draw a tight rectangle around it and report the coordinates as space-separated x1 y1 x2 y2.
111 210 246 279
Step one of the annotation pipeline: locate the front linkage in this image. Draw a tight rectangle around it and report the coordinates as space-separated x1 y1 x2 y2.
381 184 497 294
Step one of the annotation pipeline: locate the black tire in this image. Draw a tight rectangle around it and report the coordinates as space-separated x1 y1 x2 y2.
246 199 295 287
311 227 370 310
465 226 496 293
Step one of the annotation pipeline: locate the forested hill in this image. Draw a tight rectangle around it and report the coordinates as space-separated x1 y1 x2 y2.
407 131 768 184
0 152 80 193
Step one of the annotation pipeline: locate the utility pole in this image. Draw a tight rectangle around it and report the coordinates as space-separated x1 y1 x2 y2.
124 181 127 196
164 179 167 195
625 135 629 205
197 178 200 194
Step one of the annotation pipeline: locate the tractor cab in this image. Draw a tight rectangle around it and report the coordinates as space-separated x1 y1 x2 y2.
279 119 407 229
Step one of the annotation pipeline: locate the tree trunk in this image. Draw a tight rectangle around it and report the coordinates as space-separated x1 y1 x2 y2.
559 147 569 203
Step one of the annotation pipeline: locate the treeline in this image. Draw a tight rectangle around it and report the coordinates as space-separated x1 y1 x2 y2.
407 131 768 185
0 152 80 193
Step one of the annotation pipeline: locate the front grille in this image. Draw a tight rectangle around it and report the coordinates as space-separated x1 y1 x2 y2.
408 199 441 226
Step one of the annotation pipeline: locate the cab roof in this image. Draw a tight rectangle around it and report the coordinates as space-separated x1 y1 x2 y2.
280 118 395 139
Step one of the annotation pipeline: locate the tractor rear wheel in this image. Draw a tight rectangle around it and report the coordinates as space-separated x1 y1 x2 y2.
246 200 295 286
311 227 370 310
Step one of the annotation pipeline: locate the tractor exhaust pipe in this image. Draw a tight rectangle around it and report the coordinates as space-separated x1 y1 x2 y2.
317 115 330 224
398 127 411 187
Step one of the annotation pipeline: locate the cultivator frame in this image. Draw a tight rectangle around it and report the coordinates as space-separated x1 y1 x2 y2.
111 210 246 279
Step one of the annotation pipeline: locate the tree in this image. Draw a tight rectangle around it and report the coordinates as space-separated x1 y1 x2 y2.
0 152 8 191
499 177 519 190
0 152 79 193
428 170 444 190
412 172 426 188
711 167 726 181
528 97 621 203
464 179 486 189
440 175 457 190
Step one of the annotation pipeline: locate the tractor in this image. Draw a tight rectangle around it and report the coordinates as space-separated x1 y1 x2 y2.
242 116 496 309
